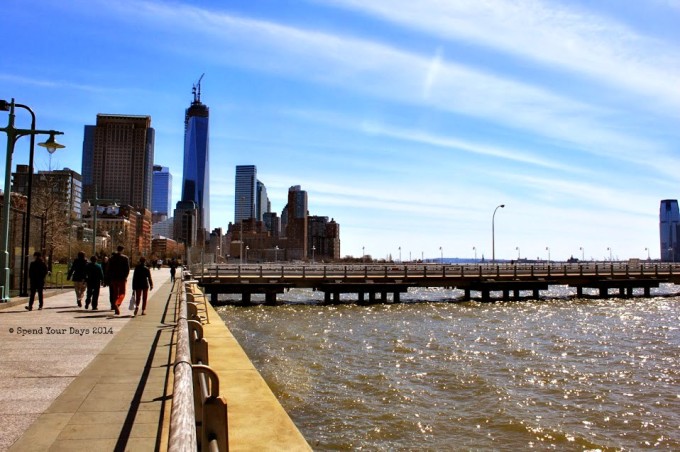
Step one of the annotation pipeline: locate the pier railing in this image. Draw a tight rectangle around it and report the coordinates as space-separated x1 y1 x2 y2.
196 261 680 282
169 275 228 452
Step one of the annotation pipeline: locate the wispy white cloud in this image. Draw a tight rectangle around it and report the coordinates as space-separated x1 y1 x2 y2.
315 0 680 112
0 73 128 94
422 47 444 100
80 0 673 173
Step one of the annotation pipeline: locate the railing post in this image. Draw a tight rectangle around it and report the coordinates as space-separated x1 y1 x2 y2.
364 266 368 278
303 266 306 278
423 266 427 278
323 266 327 278
238 265 241 278
404 265 408 278
344 266 348 278
260 265 263 278
385 266 388 278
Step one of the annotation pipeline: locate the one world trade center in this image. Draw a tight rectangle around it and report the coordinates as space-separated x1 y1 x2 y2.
181 75 210 241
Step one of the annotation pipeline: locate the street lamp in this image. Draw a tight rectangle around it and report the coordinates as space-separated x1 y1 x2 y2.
607 247 612 262
439 246 443 262
362 246 365 262
0 99 64 301
312 245 316 264
515 246 520 259
473 246 477 261
245 245 249 264
546 246 550 263
492 204 505 263
579 246 585 261
398 246 401 263
645 247 650 260
274 245 279 263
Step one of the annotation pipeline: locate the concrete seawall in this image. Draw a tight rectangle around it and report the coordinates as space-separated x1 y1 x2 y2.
187 286 311 450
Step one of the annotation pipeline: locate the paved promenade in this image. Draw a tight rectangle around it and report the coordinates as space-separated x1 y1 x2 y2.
0 268 175 451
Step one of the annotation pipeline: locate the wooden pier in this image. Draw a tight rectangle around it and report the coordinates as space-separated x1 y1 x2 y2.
192 262 680 305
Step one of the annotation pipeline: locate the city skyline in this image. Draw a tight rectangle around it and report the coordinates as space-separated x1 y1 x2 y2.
2 0 679 261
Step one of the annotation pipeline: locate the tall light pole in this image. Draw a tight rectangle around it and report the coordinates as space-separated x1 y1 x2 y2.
312 245 316 264
473 246 477 261
645 247 650 260
492 204 505 263
515 246 521 259
439 246 443 262
0 99 64 302
398 246 401 263
546 246 550 263
607 247 612 262
274 245 279 263
579 246 585 261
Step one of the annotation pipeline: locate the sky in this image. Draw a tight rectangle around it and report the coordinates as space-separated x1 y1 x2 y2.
1 0 679 262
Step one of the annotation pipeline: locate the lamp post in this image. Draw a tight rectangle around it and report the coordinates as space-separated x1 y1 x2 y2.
492 204 505 263
398 246 401 263
439 246 443 262
579 246 585 261
245 245 249 264
515 246 520 260
0 99 64 301
607 247 613 262
644 247 650 260
473 246 477 261
312 245 316 264
362 246 365 262
274 245 279 263
546 246 550 263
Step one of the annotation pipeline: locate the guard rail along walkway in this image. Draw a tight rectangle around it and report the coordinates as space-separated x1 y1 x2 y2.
169 272 228 451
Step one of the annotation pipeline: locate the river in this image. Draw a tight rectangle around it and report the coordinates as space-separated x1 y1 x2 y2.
217 286 680 450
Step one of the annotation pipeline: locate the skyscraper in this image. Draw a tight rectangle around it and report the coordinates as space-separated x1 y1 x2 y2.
152 165 172 219
234 165 257 223
660 199 680 262
256 180 270 221
285 185 308 260
181 77 210 237
82 114 154 209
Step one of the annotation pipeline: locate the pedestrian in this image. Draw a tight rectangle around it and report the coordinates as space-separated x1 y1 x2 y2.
101 255 109 287
26 251 48 311
106 245 130 315
132 256 153 316
67 251 88 307
169 259 177 283
84 255 105 310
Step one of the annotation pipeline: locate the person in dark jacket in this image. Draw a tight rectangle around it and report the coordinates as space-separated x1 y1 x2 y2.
84 255 105 310
67 251 88 307
26 252 48 311
106 246 130 315
132 256 153 316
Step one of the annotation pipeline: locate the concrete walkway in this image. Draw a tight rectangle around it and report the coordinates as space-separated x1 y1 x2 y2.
0 268 175 451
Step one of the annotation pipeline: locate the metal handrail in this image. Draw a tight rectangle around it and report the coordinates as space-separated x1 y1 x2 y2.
169 278 198 451
169 274 228 452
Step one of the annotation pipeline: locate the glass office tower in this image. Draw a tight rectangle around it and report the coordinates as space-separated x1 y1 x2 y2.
181 82 210 236
234 165 257 223
152 165 172 218
660 199 680 262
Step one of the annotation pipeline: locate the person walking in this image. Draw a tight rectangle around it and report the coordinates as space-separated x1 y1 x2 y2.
84 255 105 310
67 251 88 307
132 256 153 316
106 245 130 315
26 251 48 311
169 259 177 283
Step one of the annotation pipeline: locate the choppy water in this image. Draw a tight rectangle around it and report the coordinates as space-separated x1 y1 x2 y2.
217 286 680 450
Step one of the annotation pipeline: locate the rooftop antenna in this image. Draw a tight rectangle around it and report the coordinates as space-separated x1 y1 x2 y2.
193 73 205 103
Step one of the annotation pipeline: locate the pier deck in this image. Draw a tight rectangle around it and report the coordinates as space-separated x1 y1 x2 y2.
196 262 680 303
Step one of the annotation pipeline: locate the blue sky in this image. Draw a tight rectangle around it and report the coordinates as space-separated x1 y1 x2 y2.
2 0 679 261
